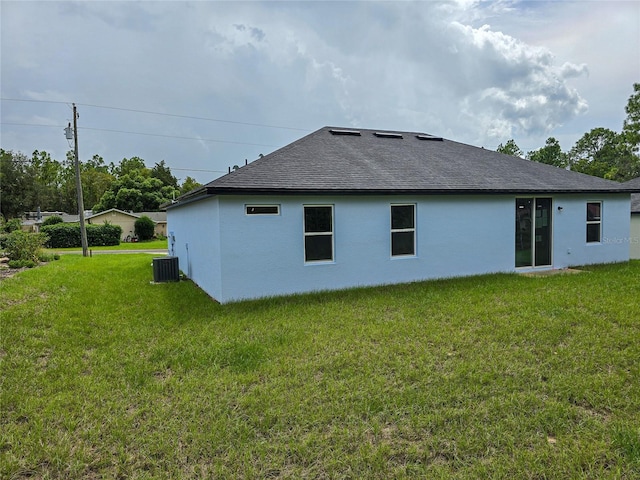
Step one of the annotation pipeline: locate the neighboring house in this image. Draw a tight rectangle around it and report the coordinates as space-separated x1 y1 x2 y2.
87 208 166 240
21 211 81 232
166 126 639 304
141 212 168 237
626 177 640 259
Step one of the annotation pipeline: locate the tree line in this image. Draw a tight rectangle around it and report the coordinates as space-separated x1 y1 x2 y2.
0 151 201 219
496 83 640 181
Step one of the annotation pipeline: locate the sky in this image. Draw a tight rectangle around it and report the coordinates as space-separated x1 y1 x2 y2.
1 0 639 185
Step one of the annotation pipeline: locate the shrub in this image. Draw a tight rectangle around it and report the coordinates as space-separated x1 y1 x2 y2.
4 218 22 233
38 252 60 263
134 216 155 241
8 259 37 269
3 230 48 263
42 215 63 226
42 223 122 248
41 223 80 248
86 223 122 246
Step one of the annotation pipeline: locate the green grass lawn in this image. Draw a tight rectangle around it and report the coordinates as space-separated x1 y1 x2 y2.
46 238 168 253
1 256 639 479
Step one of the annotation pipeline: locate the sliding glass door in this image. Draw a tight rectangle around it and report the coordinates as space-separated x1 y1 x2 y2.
516 198 552 268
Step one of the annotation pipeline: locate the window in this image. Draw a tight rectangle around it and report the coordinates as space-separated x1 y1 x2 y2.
304 206 333 262
391 204 415 256
246 205 279 215
586 202 601 243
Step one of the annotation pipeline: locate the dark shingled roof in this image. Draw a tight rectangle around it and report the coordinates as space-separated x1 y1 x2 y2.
174 127 640 205
625 177 640 213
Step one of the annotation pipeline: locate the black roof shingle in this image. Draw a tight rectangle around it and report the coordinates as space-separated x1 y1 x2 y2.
177 127 640 203
625 177 640 213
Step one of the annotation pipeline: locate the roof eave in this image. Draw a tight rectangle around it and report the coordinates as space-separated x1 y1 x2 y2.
163 186 215 210
203 187 637 196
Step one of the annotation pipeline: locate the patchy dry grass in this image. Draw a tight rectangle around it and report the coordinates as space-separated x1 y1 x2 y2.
1 256 639 478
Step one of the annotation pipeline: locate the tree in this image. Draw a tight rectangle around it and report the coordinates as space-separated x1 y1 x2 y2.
29 150 64 211
81 167 115 213
526 137 568 168
113 156 148 178
622 82 640 153
115 187 143 212
568 128 638 181
0 149 31 219
496 139 523 157
151 160 178 188
180 176 202 195
93 160 179 213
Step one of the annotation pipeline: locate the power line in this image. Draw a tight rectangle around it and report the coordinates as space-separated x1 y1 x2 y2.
1 122 280 148
171 167 227 173
81 126 280 148
79 102 311 132
1 97 312 132
0 98 70 105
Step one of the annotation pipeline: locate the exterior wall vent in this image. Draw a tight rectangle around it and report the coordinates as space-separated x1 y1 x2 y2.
416 134 444 141
153 256 180 282
329 129 361 136
374 132 403 139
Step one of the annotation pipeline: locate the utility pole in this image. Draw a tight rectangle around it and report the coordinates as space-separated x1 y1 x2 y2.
72 103 89 257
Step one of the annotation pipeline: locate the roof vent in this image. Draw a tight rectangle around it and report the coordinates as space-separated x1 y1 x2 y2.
374 132 403 139
329 129 361 136
416 134 443 141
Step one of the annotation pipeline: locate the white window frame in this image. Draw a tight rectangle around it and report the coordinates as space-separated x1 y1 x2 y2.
245 204 280 215
303 205 334 263
390 203 416 257
586 201 602 244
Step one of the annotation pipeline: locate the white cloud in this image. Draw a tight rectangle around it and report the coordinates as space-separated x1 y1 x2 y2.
1 0 638 181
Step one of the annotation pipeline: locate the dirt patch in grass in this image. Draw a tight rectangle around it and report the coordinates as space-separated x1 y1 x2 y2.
0 265 27 280
0 262 48 281
520 268 585 277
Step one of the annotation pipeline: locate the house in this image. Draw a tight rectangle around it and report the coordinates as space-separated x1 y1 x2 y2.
626 177 640 259
21 211 82 232
166 126 639 304
87 208 166 241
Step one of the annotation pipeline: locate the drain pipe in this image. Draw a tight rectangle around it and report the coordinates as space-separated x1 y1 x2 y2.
185 243 191 278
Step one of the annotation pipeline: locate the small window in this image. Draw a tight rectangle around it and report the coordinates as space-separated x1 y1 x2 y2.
586 202 601 243
391 204 415 256
246 205 279 215
304 206 333 262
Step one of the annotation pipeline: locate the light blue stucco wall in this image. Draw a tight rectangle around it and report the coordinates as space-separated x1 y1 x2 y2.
167 193 631 303
167 196 222 299
213 195 514 302
551 194 631 268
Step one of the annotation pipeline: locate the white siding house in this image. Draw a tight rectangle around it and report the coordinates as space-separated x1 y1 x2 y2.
167 127 638 303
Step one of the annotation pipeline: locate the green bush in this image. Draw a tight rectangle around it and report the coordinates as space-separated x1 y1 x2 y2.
38 252 60 263
8 259 37 269
41 223 122 248
42 215 63 226
4 218 22 233
134 215 155 241
87 223 122 246
3 230 48 263
40 223 80 248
